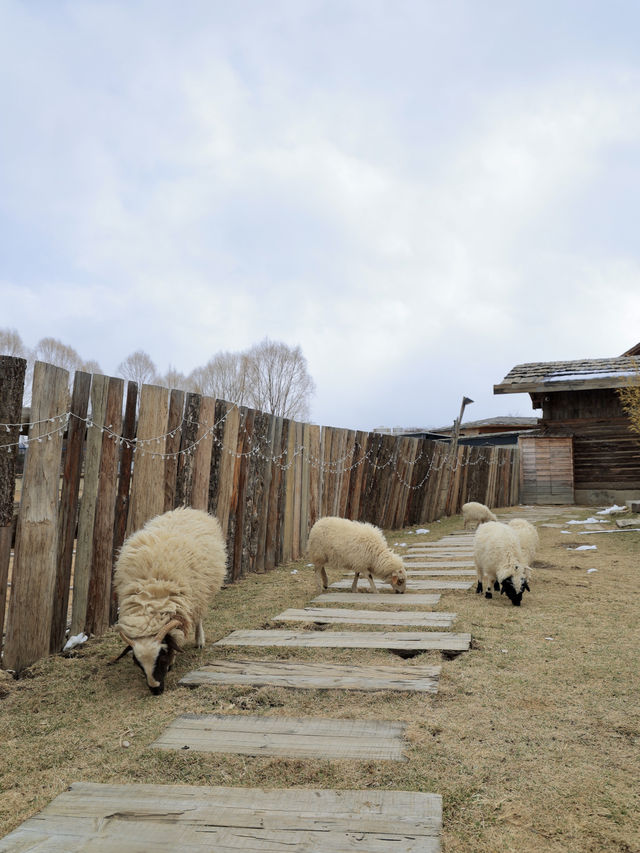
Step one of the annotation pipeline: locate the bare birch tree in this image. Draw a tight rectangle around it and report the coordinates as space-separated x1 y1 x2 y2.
244 338 315 420
189 352 250 404
0 328 28 358
117 350 158 387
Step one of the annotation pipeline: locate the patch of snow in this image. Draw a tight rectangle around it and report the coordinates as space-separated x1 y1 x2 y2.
544 370 637 382
567 545 597 551
290 570 298 574
566 517 607 525
415 528 429 534
587 568 598 574
596 505 627 515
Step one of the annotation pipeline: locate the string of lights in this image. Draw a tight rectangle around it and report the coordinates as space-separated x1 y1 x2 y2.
0 409 515 479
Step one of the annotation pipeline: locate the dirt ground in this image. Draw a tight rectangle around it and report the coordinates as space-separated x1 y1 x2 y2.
0 505 638 851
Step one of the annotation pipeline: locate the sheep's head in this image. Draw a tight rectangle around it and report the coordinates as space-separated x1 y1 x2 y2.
498 565 531 607
390 557 407 594
114 619 184 695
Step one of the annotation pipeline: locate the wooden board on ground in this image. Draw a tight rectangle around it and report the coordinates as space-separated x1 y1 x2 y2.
404 560 474 567
150 714 408 761
179 659 442 692
214 629 471 651
312 592 441 606
272 608 456 627
0 781 442 852
406 569 475 577
330 579 474 591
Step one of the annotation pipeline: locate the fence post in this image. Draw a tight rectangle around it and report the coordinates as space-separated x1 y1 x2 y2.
3 361 68 674
0 356 26 651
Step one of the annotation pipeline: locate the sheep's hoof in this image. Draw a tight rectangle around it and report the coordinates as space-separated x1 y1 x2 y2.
485 590 492 599
475 582 482 594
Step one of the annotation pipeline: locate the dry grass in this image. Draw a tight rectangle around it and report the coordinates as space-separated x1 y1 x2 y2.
1 507 639 851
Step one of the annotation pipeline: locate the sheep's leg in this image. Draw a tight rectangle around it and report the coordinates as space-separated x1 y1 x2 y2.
351 571 360 593
367 573 378 594
476 579 483 594
483 572 493 598
195 620 205 647
315 564 329 592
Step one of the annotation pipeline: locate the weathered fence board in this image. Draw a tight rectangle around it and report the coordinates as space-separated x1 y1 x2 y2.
4 362 69 673
180 658 442 692
85 376 123 637
126 383 169 536
0 355 26 643
151 713 408 761
191 395 216 511
0 782 442 852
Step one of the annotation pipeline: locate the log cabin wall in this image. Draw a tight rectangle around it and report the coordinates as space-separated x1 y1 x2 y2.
535 389 640 497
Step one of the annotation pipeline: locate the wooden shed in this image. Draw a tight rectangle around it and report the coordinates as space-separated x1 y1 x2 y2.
494 350 640 505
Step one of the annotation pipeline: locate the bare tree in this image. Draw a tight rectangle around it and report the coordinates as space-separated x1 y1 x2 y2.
117 350 159 387
34 337 84 373
159 365 192 391
189 351 250 404
81 359 103 375
244 338 315 420
0 328 28 358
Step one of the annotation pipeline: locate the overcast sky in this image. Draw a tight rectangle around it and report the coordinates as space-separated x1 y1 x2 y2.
2 1 640 431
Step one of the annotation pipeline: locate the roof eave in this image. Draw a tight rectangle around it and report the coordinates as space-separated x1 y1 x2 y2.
494 376 634 395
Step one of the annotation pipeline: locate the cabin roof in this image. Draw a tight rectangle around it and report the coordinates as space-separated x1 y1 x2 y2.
494 356 639 395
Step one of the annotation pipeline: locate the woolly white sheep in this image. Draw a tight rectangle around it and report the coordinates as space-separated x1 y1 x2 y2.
508 518 539 566
473 521 530 606
112 507 227 694
462 501 498 530
307 516 407 594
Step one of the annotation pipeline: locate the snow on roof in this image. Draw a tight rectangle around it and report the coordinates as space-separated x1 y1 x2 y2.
495 356 639 394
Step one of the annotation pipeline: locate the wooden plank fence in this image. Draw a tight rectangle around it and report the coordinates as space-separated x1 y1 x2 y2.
0 357 519 673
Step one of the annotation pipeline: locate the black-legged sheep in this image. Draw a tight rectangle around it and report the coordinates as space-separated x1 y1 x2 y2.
473 521 530 606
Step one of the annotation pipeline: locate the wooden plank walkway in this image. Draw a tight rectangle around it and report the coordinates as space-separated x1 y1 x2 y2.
150 714 408 761
214 629 471 652
0 781 442 852
312 592 441 606
272 607 456 627
330 579 474 591
406 569 475 577
179 659 442 692
402 560 475 568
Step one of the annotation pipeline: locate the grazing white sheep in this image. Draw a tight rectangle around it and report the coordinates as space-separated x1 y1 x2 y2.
508 518 539 566
462 501 498 530
473 521 530 606
112 507 227 694
307 516 407 594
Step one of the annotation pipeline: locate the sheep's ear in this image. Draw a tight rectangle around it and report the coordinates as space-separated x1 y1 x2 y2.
108 645 133 665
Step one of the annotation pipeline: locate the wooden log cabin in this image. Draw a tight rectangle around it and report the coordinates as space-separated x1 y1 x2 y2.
494 345 640 505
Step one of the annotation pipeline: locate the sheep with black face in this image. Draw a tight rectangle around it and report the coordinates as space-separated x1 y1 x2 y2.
473 521 531 606
112 507 227 694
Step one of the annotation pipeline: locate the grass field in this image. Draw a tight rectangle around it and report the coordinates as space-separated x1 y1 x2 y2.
1 507 638 851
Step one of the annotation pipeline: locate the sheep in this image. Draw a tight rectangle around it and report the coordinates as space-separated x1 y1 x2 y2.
473 521 531 606
111 507 227 694
307 516 407 594
508 518 539 566
462 501 498 530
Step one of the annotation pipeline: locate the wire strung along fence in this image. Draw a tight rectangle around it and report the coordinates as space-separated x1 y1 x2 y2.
0 356 520 674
